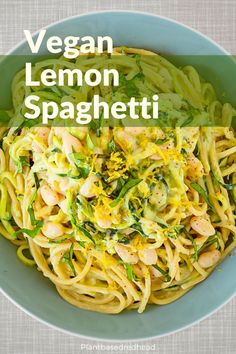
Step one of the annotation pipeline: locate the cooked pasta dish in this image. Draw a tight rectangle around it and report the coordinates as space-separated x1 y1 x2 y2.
0 48 235 314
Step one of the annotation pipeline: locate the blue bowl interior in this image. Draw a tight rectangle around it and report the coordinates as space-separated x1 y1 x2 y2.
0 11 236 340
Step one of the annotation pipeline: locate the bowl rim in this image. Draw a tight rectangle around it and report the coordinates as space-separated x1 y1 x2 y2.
1 287 236 342
1 9 235 342
6 9 230 56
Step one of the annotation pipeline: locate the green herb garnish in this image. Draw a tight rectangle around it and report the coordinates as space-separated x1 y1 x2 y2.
155 138 167 145
110 178 142 208
180 115 193 127
89 112 103 137
67 192 95 244
131 222 147 238
183 228 198 261
52 147 61 153
62 244 76 276
78 225 95 245
27 173 40 226
167 225 184 239
153 264 171 282
107 139 116 153
120 261 139 281
191 182 214 209
16 156 30 174
197 234 219 256
86 133 94 151
69 152 90 178
212 172 236 191
13 118 40 135
13 220 43 239
119 73 141 98
67 191 77 228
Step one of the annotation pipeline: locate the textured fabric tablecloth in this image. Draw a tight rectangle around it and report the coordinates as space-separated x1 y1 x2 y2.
0 1 236 353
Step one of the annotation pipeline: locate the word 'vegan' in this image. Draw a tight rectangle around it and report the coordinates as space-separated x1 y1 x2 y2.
24 30 113 59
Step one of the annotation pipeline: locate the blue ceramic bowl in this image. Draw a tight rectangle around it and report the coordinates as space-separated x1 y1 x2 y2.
0 11 236 340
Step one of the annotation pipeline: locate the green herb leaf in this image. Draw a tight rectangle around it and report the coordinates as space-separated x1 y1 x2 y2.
78 225 95 244
181 148 188 157
16 156 30 174
62 244 76 276
232 173 236 205
52 147 61 153
89 113 103 137
153 264 171 282
57 172 80 179
158 111 169 121
197 234 219 256
155 138 167 145
110 178 142 208
167 225 184 239
34 173 40 189
183 228 198 262
119 73 140 98
13 118 40 135
131 222 147 238
27 173 40 226
67 192 77 227
49 234 73 244
117 235 132 244
0 129 8 149
155 174 169 193
50 86 64 97
13 220 43 239
218 181 236 191
180 115 193 127
86 133 94 151
120 261 139 281
213 173 236 191
69 153 90 178
67 192 95 245
107 139 116 153
112 177 126 197
191 182 214 209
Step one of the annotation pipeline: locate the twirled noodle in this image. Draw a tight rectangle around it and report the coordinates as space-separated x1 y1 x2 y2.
0 48 235 314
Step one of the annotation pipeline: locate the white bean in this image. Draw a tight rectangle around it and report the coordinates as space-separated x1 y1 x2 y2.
62 131 83 155
58 178 70 195
58 199 68 214
115 244 139 264
124 127 145 136
187 155 204 179
37 127 50 143
150 141 175 160
198 249 221 268
80 174 99 198
42 222 64 239
190 216 215 237
115 130 136 151
54 127 65 138
150 154 162 161
96 218 112 229
40 184 60 206
149 265 162 279
138 248 157 265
